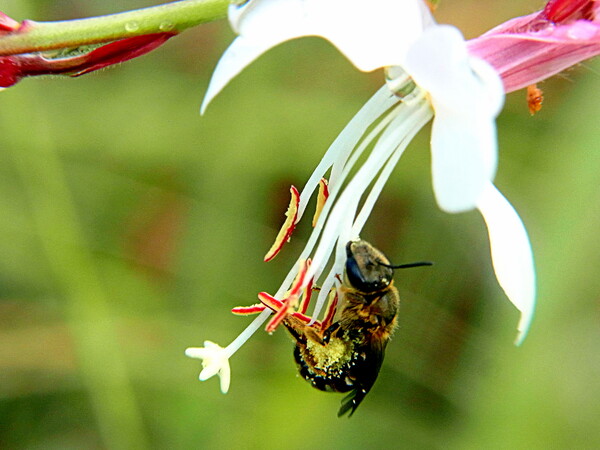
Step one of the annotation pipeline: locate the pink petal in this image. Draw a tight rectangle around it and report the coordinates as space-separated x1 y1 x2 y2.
468 13 600 92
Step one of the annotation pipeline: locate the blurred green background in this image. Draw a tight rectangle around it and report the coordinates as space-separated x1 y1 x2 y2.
1 1 599 449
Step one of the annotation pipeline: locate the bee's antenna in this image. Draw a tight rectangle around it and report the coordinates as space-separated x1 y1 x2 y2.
379 261 433 270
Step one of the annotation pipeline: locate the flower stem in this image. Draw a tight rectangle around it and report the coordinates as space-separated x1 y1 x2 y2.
0 0 229 55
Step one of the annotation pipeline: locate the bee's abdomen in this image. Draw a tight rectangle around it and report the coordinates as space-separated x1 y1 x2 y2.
293 343 368 393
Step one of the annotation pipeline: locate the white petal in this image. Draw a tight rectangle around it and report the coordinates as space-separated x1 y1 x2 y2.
218 363 231 394
201 1 307 113
430 108 497 213
477 183 536 345
199 364 221 381
185 347 208 358
201 0 434 113
185 341 232 391
401 25 504 212
306 0 435 71
402 25 504 114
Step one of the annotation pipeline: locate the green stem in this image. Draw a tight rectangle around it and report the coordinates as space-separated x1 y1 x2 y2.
0 0 230 55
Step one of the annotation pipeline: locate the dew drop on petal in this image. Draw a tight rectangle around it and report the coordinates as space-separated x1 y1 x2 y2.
531 22 555 36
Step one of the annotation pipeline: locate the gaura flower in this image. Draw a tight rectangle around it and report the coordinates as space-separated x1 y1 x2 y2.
189 0 600 389
200 0 434 113
185 341 231 393
477 184 535 343
202 0 502 214
400 25 504 213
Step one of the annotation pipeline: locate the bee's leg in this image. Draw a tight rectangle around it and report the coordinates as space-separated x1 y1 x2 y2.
283 316 325 345
303 327 325 346
283 317 308 344
322 322 341 344
283 319 325 345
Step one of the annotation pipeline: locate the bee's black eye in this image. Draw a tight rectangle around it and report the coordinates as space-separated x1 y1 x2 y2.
345 254 369 291
345 253 390 293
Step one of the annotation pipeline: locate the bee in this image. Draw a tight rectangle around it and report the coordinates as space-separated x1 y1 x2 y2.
283 240 431 417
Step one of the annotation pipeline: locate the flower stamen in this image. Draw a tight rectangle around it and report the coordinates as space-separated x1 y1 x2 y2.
320 289 339 332
312 178 330 227
264 259 310 332
264 185 300 262
185 341 231 394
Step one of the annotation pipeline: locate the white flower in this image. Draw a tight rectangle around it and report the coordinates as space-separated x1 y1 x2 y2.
202 0 503 213
477 184 536 345
185 341 231 393
191 0 535 365
201 0 434 113
401 25 504 213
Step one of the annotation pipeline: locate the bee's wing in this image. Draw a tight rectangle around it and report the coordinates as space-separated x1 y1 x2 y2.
337 339 386 418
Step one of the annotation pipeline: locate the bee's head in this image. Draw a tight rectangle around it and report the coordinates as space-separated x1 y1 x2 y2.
344 240 393 293
345 240 432 294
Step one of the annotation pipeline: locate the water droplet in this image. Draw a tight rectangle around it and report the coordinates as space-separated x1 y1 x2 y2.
159 21 174 32
531 22 555 36
125 21 139 33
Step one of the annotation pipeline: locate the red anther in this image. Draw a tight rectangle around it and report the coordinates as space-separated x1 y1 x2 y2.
264 186 300 262
231 304 266 315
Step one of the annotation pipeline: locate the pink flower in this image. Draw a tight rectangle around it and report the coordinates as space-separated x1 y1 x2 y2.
0 11 176 88
467 0 600 92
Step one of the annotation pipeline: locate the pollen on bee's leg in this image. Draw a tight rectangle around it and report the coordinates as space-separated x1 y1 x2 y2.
527 84 543 115
264 186 300 262
312 178 330 227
